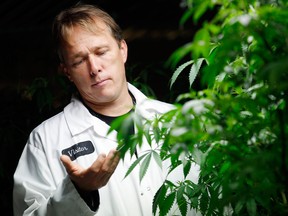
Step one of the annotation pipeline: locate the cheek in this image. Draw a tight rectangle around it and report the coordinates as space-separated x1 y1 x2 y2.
70 70 89 85
107 53 126 71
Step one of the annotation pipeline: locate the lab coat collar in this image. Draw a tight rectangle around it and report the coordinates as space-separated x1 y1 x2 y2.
63 83 149 138
63 95 97 136
129 83 175 120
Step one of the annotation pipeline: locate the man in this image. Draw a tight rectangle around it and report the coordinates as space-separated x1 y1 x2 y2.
13 4 200 216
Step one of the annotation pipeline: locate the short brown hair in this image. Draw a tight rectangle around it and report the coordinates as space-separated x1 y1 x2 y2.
52 4 123 62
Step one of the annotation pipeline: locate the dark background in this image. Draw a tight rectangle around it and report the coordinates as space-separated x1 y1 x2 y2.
0 0 196 215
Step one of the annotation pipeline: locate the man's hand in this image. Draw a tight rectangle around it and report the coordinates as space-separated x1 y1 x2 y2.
60 149 120 191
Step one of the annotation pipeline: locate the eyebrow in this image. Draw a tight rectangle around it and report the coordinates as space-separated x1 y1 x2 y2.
70 51 87 60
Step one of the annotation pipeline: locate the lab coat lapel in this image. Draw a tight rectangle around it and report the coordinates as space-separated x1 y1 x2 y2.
64 96 118 141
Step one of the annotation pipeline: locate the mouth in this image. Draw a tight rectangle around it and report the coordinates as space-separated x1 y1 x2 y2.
93 78 109 87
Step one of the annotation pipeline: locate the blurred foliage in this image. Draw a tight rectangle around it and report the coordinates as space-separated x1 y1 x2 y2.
112 0 288 215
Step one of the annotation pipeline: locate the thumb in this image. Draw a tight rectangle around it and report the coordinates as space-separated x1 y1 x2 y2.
60 155 74 172
60 155 83 176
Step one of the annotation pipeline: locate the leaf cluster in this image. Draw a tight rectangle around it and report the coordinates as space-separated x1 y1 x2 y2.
109 0 288 215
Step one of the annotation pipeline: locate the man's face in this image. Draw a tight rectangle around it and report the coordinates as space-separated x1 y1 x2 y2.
61 23 128 106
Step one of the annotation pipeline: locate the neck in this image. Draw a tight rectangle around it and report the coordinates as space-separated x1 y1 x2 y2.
83 91 134 117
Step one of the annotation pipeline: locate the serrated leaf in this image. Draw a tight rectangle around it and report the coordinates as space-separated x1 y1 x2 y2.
191 148 205 166
193 1 210 23
177 185 186 199
180 8 194 26
246 198 257 216
129 137 138 157
206 186 219 216
192 28 210 58
185 185 194 199
166 43 194 69
139 152 152 182
189 58 205 87
177 186 187 216
124 153 148 179
152 150 162 169
133 114 144 148
170 60 194 89
185 183 199 209
153 183 168 215
183 160 191 178
107 112 126 135
153 122 161 143
160 192 176 216
109 112 135 159
165 180 176 188
118 114 134 141
199 188 209 215
235 200 245 215
189 184 202 198
219 161 231 174
143 122 152 144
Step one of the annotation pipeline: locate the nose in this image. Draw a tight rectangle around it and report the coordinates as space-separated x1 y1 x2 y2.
88 55 101 76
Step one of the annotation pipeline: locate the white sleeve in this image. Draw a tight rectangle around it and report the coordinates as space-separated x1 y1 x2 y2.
13 142 97 216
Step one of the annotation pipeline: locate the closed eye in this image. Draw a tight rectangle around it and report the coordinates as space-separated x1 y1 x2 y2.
96 49 108 56
71 57 87 67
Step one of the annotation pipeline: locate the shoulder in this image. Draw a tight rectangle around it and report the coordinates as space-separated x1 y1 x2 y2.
30 111 65 137
139 98 175 114
128 82 175 117
28 98 76 143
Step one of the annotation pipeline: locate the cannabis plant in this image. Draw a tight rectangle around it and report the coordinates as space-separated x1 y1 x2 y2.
112 0 288 215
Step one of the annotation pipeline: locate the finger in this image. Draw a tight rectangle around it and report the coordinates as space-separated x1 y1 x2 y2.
110 149 120 160
102 150 120 171
108 149 120 164
90 153 106 172
98 172 113 187
98 155 120 187
107 149 119 160
60 155 83 176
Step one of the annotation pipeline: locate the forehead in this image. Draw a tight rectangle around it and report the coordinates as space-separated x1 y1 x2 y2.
62 20 112 46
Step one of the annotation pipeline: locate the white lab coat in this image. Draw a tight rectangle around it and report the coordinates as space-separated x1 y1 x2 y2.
13 83 200 216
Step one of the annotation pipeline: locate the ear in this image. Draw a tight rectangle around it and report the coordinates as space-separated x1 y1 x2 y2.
60 63 73 82
120 40 128 63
